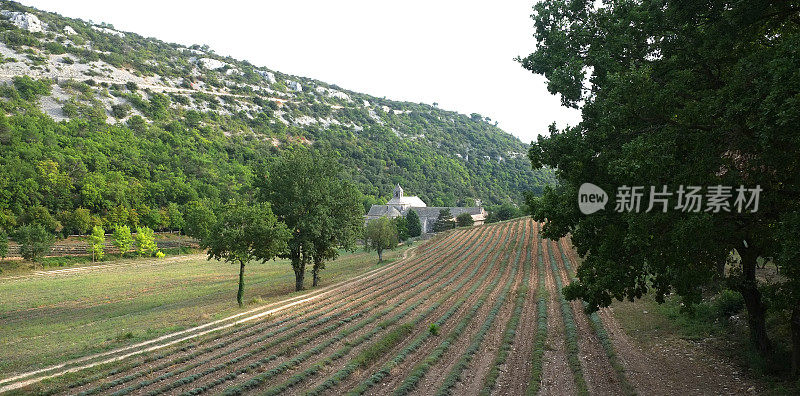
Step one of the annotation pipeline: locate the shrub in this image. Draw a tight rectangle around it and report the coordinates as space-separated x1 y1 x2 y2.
456 212 474 227
111 103 130 119
12 76 51 101
713 289 745 319
428 323 440 336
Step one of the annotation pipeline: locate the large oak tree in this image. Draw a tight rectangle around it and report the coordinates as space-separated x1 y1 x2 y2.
257 149 364 291
522 0 800 373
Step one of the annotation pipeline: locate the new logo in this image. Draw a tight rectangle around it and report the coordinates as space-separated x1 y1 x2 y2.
578 183 608 214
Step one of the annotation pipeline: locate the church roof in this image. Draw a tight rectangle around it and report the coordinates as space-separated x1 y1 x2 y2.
386 195 427 207
367 205 402 217
410 206 486 219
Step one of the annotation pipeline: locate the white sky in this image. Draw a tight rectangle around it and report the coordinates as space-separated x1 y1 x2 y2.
20 0 580 143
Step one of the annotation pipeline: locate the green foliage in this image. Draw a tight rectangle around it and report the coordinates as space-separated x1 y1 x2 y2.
257 149 363 290
405 210 422 238
364 217 398 262
110 103 130 119
12 76 51 101
487 202 522 223
184 200 216 241
22 205 61 234
522 0 800 367
432 209 455 232
166 202 184 232
89 225 105 262
16 224 54 263
134 226 158 257
201 201 290 306
455 212 474 227
712 289 745 319
428 323 440 336
112 224 133 256
71 208 91 235
392 215 410 241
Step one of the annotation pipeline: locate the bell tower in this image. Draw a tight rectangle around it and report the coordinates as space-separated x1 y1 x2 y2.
393 184 404 199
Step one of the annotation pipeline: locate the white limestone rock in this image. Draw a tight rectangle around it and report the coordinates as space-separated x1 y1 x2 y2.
91 25 125 37
1 11 44 32
63 25 77 35
198 57 228 70
256 70 276 83
287 80 302 92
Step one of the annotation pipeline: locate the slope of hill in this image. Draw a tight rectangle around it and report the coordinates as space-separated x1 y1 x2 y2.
0 1 551 232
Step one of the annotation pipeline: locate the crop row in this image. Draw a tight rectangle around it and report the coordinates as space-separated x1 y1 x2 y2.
479 220 534 396
393 231 521 396
526 224 549 395
548 240 589 395
343 222 519 396
434 221 530 396
557 241 636 395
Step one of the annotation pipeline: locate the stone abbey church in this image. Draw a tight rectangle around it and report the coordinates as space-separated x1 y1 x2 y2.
365 185 487 234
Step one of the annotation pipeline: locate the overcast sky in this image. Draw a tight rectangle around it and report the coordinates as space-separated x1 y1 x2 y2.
20 0 580 143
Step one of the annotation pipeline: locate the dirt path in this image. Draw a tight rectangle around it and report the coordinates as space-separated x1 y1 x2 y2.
599 308 760 395
0 255 199 282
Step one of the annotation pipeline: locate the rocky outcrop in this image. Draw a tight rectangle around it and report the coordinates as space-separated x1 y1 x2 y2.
1 11 44 32
198 57 228 70
287 80 302 92
63 25 77 35
91 25 125 37
256 70 276 83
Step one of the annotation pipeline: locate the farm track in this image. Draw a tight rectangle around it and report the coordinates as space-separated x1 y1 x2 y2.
8 218 756 395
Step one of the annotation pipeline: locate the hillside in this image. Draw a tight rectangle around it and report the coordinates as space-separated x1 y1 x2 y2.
0 1 551 232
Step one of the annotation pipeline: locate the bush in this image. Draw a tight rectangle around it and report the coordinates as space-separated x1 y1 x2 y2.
456 212 474 227
12 76 51 101
429 323 440 336
713 289 745 319
111 103 131 119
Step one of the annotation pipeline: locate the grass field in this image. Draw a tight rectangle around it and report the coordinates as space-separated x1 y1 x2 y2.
0 246 409 377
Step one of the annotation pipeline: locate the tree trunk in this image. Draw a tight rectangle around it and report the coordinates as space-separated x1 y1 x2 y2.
377 248 383 262
291 247 305 291
237 261 245 308
295 266 305 291
737 246 771 356
792 300 800 377
312 257 321 287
